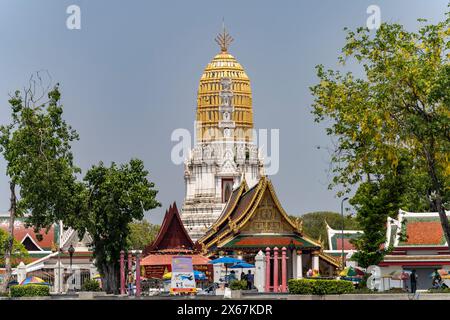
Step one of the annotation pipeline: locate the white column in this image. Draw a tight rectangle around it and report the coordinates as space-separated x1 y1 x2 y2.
296 250 303 278
292 250 297 278
213 263 222 283
17 262 27 284
254 250 265 292
53 261 65 293
312 251 319 271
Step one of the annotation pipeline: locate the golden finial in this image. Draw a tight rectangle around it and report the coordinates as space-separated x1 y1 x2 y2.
215 20 233 52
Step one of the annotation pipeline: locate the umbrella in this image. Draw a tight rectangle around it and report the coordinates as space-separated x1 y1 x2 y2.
229 262 255 269
209 257 243 283
163 270 206 281
389 270 409 280
20 276 50 286
209 257 243 264
339 266 364 277
93 274 102 279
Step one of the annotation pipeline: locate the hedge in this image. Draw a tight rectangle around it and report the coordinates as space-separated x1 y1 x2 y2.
10 285 50 297
229 280 247 290
81 279 101 292
288 279 355 295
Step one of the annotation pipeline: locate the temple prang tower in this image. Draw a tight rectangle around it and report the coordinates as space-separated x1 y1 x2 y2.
181 27 265 241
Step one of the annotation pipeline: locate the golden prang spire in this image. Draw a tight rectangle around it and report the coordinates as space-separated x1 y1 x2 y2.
215 21 233 52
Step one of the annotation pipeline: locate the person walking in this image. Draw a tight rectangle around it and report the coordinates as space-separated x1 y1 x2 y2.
246 270 254 290
431 269 442 289
127 271 135 296
240 271 246 281
410 269 418 293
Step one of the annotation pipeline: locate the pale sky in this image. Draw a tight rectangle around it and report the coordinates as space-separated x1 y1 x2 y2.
0 0 448 224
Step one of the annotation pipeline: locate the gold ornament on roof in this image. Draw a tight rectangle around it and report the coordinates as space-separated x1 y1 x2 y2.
215 26 233 52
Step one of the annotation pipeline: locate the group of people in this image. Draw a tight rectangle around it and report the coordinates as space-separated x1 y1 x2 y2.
409 269 448 293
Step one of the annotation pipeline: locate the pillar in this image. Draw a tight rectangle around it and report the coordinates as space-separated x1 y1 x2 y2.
213 263 222 283
17 262 27 284
53 261 65 293
254 250 265 292
135 252 141 297
292 250 297 279
273 247 279 292
296 250 303 278
312 250 319 272
120 250 125 295
128 251 132 272
281 247 287 293
265 247 271 293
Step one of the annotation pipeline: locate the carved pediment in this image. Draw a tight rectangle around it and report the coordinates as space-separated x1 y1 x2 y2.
242 190 294 234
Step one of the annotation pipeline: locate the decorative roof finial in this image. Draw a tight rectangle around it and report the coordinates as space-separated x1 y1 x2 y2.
215 19 233 52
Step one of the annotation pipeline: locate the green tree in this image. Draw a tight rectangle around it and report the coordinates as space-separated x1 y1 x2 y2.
290 211 359 248
127 220 160 250
76 159 160 293
0 228 29 268
0 75 80 292
310 10 450 251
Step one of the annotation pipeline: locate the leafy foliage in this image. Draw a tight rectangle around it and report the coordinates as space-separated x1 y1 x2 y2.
81 279 101 292
0 229 29 267
291 212 359 248
288 279 355 295
127 220 160 250
0 77 80 292
310 9 450 254
75 159 161 293
10 284 50 297
229 280 247 290
0 82 81 228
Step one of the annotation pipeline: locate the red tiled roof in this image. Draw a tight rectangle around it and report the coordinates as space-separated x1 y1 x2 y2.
141 254 210 266
335 238 356 251
234 236 304 247
406 221 444 245
0 221 55 250
143 202 194 255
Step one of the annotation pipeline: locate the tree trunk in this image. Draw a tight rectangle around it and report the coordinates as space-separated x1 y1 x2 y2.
102 263 118 294
1 182 16 293
424 146 450 250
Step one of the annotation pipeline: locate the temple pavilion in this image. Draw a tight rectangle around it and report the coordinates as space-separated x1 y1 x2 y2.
197 176 340 290
141 202 211 280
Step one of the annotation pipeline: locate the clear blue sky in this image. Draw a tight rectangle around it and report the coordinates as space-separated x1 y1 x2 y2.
0 0 448 224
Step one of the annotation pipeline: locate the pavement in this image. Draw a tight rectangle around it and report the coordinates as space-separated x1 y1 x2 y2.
2 292 450 300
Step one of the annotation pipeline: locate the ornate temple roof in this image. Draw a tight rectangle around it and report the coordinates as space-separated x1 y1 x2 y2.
196 28 253 142
143 202 195 255
386 209 450 248
198 176 322 253
326 223 362 251
0 214 58 254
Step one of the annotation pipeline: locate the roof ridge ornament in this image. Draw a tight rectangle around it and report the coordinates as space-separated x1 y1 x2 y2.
215 21 233 52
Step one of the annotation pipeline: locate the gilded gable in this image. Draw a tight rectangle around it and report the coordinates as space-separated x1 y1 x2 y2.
241 190 294 234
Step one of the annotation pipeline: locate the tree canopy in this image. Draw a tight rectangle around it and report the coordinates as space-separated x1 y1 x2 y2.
76 159 161 293
0 76 80 292
310 9 450 257
291 211 359 248
127 220 160 251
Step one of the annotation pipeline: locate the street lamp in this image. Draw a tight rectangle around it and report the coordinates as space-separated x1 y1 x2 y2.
68 244 75 292
341 197 349 270
68 244 75 268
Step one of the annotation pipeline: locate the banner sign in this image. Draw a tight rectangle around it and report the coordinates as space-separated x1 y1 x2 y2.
170 256 196 293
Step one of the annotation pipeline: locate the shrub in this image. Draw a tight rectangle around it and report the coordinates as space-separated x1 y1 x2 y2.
81 279 101 292
10 285 50 297
288 279 355 295
229 280 247 290
428 287 450 293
